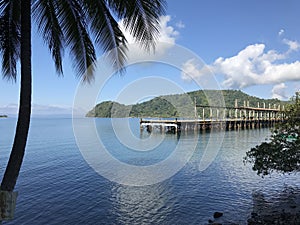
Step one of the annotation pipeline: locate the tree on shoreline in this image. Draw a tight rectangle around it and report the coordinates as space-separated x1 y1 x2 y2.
0 0 166 195
244 92 300 176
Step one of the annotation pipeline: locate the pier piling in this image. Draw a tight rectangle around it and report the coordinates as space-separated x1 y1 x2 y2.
140 100 285 134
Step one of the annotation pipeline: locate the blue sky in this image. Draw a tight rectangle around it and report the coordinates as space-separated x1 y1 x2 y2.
1 0 300 116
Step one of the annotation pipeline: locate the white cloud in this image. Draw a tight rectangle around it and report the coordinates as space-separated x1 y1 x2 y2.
181 41 300 91
0 104 18 115
181 59 212 81
271 83 288 99
119 15 179 61
278 29 285 36
158 15 179 43
176 21 185 29
0 104 84 116
213 43 290 88
32 104 73 115
283 38 300 52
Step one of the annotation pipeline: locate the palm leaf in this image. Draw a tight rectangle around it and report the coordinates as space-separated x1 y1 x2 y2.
108 0 166 51
83 0 127 73
0 0 20 81
33 0 64 75
56 0 96 82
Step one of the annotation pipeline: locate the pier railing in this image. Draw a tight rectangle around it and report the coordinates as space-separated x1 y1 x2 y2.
140 100 285 133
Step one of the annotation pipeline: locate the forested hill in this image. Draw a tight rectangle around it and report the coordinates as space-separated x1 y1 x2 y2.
86 90 288 118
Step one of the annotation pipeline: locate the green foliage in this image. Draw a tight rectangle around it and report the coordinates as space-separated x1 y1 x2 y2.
132 97 177 117
244 93 300 176
87 89 288 118
86 101 130 117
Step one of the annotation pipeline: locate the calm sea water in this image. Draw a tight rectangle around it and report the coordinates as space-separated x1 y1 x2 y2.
0 118 299 225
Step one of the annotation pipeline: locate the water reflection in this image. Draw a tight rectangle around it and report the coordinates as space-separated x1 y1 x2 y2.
110 181 176 224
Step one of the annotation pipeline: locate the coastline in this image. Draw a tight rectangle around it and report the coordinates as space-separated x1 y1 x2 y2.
205 186 300 225
247 187 300 225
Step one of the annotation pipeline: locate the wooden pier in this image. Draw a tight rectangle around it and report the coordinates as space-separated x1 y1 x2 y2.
140 100 285 133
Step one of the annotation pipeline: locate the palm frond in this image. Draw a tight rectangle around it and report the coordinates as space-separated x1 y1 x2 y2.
33 0 64 75
108 0 166 51
83 0 127 73
0 0 20 81
0 0 8 13
56 0 96 82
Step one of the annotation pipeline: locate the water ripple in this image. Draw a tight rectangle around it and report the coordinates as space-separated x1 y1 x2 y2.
0 118 299 225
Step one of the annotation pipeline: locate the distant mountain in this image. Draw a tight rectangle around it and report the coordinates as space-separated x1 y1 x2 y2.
86 90 288 118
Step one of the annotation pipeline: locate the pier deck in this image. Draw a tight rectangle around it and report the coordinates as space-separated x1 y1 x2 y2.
140 100 285 133
140 118 283 133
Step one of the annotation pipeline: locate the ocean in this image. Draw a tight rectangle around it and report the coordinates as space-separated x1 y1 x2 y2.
0 118 299 224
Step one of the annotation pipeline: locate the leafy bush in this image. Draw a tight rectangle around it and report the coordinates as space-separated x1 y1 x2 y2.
244 93 300 176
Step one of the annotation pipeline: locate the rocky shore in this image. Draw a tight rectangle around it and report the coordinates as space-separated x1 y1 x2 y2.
248 187 300 225
207 186 300 225
207 210 300 225
247 211 300 225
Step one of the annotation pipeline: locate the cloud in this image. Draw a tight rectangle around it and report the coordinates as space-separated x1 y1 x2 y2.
213 43 289 88
283 38 300 52
181 59 212 81
181 40 300 91
0 104 18 115
0 104 84 117
176 21 185 29
32 104 73 115
119 15 179 61
271 83 288 99
278 29 285 36
158 15 179 44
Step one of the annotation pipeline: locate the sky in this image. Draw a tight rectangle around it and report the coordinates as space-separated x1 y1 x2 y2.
1 0 300 116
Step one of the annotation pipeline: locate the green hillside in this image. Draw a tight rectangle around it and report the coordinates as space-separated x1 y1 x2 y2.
86 90 288 118
86 101 131 117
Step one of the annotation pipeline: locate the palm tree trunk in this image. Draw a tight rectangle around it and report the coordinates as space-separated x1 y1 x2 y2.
1 0 31 192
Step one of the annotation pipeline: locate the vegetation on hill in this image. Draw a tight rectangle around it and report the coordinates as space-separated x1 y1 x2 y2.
86 89 287 118
86 101 129 118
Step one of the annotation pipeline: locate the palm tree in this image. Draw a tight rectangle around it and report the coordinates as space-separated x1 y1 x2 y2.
0 0 166 193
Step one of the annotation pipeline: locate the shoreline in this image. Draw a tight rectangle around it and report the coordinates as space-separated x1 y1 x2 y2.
206 186 300 225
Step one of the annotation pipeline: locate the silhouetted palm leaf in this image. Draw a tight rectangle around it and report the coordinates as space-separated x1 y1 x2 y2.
0 0 166 195
108 0 166 51
83 0 127 75
33 0 64 75
0 0 20 81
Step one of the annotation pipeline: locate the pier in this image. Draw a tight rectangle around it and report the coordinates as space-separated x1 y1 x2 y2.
140 100 286 133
